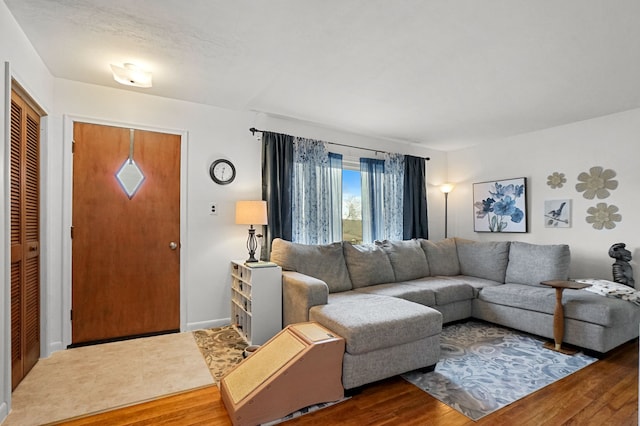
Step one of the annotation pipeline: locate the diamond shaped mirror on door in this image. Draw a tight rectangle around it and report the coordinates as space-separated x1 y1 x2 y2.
116 159 145 199
115 128 145 199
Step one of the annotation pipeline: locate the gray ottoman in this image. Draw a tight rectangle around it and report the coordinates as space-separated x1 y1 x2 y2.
309 293 442 389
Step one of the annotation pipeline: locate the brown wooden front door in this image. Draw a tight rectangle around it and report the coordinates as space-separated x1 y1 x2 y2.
71 122 181 345
10 89 41 390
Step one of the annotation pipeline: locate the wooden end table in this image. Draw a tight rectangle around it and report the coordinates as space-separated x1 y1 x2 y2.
540 280 591 355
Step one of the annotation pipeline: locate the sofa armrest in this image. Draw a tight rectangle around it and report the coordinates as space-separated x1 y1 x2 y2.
282 271 329 326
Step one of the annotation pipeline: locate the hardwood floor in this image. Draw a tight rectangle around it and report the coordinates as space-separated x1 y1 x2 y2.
56 339 638 426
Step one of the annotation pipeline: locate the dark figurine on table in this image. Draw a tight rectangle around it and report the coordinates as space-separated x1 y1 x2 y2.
609 243 635 288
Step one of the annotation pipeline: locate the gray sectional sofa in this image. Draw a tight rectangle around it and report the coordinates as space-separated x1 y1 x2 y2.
270 237 640 390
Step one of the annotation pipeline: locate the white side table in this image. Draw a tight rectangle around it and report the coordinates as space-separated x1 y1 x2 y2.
230 261 282 345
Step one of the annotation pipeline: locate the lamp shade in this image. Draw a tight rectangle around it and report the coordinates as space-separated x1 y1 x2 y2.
440 183 455 194
235 200 268 225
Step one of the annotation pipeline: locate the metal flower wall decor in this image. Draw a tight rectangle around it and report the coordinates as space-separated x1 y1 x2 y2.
546 172 566 189
586 203 621 230
575 166 618 199
573 165 622 231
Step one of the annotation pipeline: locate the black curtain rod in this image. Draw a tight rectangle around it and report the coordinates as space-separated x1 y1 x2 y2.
249 127 430 161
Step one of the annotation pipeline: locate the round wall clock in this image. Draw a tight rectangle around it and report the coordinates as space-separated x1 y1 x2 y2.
209 159 236 185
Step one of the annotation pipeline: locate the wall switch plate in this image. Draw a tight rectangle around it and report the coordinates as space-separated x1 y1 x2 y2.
209 202 218 215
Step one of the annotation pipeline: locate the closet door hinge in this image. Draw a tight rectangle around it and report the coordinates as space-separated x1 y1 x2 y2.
72 140 75 153
70 226 74 239
70 310 73 321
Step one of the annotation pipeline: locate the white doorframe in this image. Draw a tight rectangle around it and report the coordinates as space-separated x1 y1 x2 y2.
61 115 188 348
1 60 11 426
3 64 51 421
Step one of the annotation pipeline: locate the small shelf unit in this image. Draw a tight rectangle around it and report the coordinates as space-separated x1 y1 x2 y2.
230 260 282 346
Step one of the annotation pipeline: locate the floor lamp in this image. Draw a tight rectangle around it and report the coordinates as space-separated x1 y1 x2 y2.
440 184 455 238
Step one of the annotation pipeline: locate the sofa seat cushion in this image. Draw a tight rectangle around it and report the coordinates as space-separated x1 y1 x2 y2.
343 242 395 288
376 239 430 281
478 283 636 327
446 275 504 296
456 240 510 283
353 283 436 306
270 238 352 293
505 242 570 287
326 290 383 304
402 277 474 306
310 295 442 355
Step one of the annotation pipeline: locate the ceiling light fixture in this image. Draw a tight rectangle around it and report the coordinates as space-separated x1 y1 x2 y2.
110 63 152 88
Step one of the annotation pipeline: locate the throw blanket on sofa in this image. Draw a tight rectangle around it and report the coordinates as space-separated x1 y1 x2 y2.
574 278 640 306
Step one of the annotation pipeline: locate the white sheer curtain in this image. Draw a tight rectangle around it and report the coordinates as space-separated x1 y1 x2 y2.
327 152 343 242
291 137 342 244
360 158 384 243
384 153 405 241
361 154 404 243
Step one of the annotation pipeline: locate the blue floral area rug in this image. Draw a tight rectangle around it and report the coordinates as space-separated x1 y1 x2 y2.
402 321 597 421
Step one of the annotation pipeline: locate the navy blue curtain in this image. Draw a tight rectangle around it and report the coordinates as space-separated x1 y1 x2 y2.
403 155 429 239
261 131 294 260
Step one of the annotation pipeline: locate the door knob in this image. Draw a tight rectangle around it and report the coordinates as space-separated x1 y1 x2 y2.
169 242 178 250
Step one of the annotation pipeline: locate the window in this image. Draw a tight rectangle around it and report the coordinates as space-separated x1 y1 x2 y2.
262 131 428 258
342 168 363 244
340 154 404 244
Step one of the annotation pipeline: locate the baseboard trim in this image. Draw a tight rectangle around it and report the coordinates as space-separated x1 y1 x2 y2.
187 318 230 332
47 341 65 357
0 401 8 423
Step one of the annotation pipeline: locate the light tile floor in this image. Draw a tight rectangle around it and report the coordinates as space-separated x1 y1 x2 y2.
4 331 213 426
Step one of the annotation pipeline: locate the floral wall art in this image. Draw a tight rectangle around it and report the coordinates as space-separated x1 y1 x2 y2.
473 177 527 233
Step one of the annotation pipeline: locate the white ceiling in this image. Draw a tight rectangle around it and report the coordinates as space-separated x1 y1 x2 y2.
5 0 640 151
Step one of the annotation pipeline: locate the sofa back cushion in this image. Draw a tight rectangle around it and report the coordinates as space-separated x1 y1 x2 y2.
376 239 430 281
343 242 395 288
270 238 353 293
505 241 571 286
456 239 511 283
419 238 460 276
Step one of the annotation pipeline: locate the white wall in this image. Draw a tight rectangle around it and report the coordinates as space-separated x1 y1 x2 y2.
447 108 640 286
1 2 55 422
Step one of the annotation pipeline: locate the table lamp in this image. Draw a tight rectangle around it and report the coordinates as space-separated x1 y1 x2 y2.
235 200 268 262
